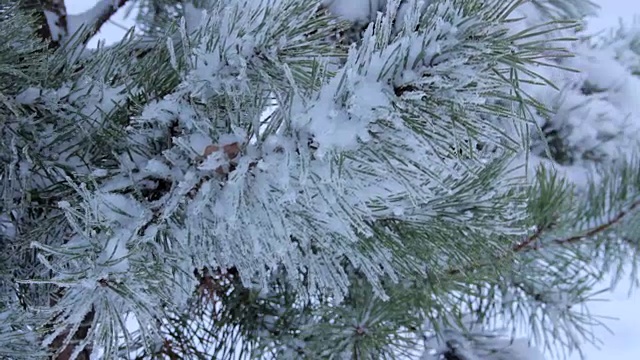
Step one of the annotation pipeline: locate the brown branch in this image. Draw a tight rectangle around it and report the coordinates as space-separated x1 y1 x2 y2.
19 0 131 47
46 287 95 360
448 198 640 276
43 0 68 43
50 310 95 360
512 224 545 252
553 199 640 245
68 0 131 46
18 0 66 46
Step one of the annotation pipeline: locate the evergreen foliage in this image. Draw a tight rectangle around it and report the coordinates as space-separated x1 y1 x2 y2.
1 0 640 359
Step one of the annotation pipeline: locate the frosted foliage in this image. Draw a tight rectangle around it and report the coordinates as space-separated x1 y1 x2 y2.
515 9 640 165
130 0 529 302
529 0 598 20
40 192 147 285
1 0 606 358
7 78 128 188
506 0 596 42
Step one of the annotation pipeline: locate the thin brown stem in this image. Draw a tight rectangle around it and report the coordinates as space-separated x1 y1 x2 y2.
553 199 640 245
448 198 640 276
512 224 545 252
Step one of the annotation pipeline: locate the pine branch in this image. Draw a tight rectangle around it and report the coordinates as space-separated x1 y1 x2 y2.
44 287 95 360
511 225 546 252
3 1 622 358
553 198 640 245
449 196 640 276
49 310 94 360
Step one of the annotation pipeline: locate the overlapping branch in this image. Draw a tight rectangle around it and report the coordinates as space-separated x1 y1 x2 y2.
22 0 131 46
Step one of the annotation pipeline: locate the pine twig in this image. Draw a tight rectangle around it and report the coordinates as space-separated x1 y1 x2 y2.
553 199 640 245
448 198 640 276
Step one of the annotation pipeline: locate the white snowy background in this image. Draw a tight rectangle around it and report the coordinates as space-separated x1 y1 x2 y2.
64 0 640 359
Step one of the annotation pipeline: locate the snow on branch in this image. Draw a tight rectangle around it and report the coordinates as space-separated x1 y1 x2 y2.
42 0 130 46
41 0 68 43
68 0 130 43
422 314 546 360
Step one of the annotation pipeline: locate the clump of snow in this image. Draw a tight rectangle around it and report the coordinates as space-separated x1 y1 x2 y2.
422 315 547 360
95 192 145 226
14 87 41 105
144 159 172 178
0 213 16 240
520 24 640 166
183 1 205 34
321 0 385 23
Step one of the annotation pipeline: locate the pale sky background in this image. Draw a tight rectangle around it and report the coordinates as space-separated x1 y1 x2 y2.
65 1 640 359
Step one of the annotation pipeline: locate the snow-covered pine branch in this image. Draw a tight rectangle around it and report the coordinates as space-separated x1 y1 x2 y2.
3 0 640 359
